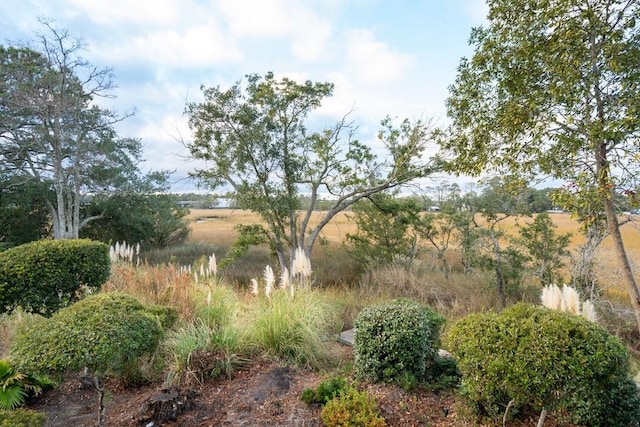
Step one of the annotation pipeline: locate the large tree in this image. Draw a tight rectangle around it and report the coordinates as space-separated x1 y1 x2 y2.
442 0 640 333
0 20 146 239
186 72 439 272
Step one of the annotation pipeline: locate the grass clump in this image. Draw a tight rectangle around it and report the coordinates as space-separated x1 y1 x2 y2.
163 283 245 386
242 288 340 369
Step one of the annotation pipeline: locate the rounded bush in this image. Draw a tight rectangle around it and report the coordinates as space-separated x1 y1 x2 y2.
353 299 444 384
448 303 640 426
0 239 110 316
9 293 164 379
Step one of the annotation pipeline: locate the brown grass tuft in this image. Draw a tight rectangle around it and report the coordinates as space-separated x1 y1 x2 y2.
103 263 197 319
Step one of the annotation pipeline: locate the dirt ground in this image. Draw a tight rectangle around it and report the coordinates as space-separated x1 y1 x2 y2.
24 344 578 427
24 343 463 427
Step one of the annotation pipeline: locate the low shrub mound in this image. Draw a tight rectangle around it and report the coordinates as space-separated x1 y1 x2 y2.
0 239 110 316
448 302 640 426
0 408 46 427
320 387 386 427
353 299 445 385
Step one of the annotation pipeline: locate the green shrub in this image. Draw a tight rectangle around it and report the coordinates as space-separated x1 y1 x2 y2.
320 387 386 427
301 376 348 406
448 303 640 426
9 293 164 379
353 299 444 384
0 408 46 427
146 304 179 329
0 239 110 316
426 354 460 390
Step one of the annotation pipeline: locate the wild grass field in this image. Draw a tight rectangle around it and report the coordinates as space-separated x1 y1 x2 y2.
183 208 640 301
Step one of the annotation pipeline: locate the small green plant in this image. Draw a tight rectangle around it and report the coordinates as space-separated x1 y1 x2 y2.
449 303 640 426
301 376 348 406
0 359 53 410
0 408 46 427
353 299 444 385
320 387 386 427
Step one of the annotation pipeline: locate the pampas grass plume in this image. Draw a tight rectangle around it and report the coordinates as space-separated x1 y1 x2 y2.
561 285 581 315
264 265 275 297
541 284 562 310
280 267 289 290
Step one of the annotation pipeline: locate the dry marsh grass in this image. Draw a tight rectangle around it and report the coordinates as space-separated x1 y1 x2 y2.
185 209 640 294
185 209 357 245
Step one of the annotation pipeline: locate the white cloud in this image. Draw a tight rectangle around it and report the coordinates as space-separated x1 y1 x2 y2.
342 29 415 84
111 26 240 67
66 0 183 26
217 0 332 61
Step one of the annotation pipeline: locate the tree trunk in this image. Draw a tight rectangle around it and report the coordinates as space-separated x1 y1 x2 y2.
603 196 640 335
490 230 506 307
93 376 106 427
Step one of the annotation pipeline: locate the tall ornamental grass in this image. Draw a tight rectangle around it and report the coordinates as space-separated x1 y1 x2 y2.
163 283 244 386
242 288 341 369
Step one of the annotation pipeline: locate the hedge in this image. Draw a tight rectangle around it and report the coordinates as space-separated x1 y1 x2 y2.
0 239 110 316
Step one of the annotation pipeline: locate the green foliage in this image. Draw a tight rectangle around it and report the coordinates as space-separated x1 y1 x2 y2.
243 289 340 369
0 175 51 248
448 303 640 425
81 192 190 249
443 0 640 331
353 299 444 384
145 304 179 330
219 224 271 269
0 239 110 316
0 359 53 410
346 193 423 268
426 354 460 390
514 212 572 286
9 293 164 380
301 377 348 406
320 387 386 427
186 71 439 272
0 408 45 427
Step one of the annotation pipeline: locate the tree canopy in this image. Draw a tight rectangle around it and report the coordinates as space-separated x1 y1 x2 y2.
186 72 440 272
0 20 159 239
442 0 640 333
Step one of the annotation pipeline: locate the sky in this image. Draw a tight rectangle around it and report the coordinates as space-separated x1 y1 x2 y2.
0 0 488 194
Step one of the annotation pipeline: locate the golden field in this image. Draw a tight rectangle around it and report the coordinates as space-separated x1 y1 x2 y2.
184 209 640 298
